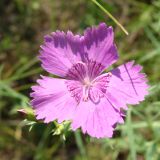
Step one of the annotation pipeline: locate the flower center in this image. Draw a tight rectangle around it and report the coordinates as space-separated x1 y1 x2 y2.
65 61 111 103
83 77 91 86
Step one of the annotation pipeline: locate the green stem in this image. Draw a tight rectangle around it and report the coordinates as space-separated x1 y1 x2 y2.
91 0 129 35
75 130 87 159
126 108 136 160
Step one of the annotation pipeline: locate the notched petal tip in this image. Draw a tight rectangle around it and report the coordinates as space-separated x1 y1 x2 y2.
44 35 52 42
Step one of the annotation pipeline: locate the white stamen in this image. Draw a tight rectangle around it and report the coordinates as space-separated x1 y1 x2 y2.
82 85 89 102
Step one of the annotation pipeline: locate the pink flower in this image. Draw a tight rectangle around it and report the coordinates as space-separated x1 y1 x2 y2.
30 23 149 138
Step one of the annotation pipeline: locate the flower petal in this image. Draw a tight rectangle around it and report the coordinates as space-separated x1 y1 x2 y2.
39 31 83 77
71 97 123 138
83 23 118 70
107 61 149 109
30 76 78 123
39 23 118 78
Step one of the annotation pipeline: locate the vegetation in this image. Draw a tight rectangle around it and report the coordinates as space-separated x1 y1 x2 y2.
0 0 160 159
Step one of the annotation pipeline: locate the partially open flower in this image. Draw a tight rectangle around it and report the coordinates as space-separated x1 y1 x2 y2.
30 23 149 138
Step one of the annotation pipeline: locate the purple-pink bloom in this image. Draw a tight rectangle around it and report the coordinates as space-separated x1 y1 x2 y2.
30 23 149 138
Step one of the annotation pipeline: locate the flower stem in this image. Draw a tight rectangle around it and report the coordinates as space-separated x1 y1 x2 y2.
90 0 129 35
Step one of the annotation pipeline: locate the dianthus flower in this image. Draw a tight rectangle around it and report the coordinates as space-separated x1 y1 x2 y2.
31 23 149 138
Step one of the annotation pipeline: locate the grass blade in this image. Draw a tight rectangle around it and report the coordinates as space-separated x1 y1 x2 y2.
90 0 129 35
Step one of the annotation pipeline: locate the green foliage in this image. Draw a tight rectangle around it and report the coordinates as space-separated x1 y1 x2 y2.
0 0 160 159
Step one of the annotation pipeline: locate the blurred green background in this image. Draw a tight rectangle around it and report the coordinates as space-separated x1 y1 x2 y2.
0 0 160 160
